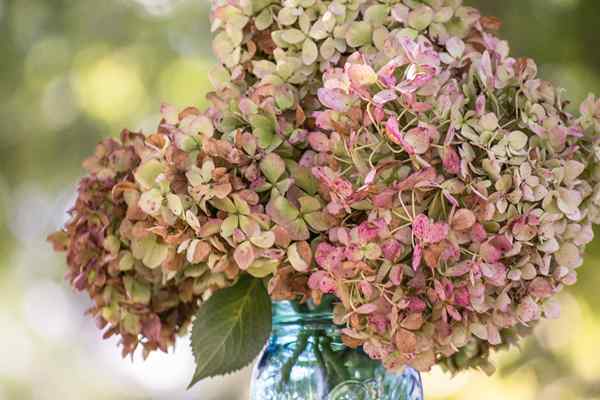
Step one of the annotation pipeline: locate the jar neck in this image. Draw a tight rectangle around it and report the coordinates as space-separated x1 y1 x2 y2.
271 296 336 327
270 298 342 346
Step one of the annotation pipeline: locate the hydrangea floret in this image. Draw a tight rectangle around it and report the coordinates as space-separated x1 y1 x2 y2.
50 0 600 384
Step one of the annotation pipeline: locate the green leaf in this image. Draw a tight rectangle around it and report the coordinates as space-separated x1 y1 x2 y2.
289 164 318 195
134 159 165 190
260 153 286 184
123 276 152 305
250 114 276 149
210 197 237 213
298 196 321 214
283 218 310 241
274 85 295 111
346 21 372 47
302 38 318 65
266 195 299 224
246 259 279 278
364 4 388 25
304 211 331 232
281 28 306 44
220 215 239 237
188 275 272 388
255 7 273 30
166 193 183 216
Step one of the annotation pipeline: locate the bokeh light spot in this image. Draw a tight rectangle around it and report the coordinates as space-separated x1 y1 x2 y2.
73 52 147 123
158 58 215 109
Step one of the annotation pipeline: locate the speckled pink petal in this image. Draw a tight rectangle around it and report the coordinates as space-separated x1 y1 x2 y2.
319 275 337 294
378 56 405 87
471 223 488 242
442 146 460 174
454 286 471 307
408 297 427 313
412 244 423 271
389 264 404 286
475 94 486 115
425 222 449 244
529 277 553 299
517 296 540 323
355 303 378 314
412 214 430 240
373 89 398 105
480 242 502 263
308 131 331 152
317 88 354 112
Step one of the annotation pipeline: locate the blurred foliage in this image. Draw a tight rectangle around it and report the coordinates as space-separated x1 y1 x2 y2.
1 0 600 399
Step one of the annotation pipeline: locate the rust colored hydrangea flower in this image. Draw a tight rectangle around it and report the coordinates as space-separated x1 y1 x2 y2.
49 97 335 357
50 0 600 380
48 105 299 357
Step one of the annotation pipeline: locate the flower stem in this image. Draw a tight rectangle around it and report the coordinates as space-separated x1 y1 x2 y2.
320 335 351 387
279 332 310 390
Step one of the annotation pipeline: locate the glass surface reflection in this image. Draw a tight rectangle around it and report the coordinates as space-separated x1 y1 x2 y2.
250 301 424 400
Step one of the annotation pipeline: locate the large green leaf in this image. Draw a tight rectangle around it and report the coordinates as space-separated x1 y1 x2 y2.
188 275 272 388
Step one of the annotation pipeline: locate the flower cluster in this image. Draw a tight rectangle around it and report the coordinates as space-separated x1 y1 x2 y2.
302 32 600 372
50 0 600 375
49 99 337 357
48 122 230 357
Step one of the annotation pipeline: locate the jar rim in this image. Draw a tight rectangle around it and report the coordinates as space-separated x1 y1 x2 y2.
272 297 337 326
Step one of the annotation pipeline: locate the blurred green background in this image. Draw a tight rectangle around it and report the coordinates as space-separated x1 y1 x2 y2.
1 0 599 399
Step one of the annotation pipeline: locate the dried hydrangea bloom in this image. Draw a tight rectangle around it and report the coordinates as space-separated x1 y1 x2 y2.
50 87 343 355
301 15 600 374
50 0 600 377
48 129 211 358
208 0 484 126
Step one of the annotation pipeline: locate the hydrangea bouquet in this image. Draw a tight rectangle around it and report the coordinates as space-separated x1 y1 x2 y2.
49 0 600 392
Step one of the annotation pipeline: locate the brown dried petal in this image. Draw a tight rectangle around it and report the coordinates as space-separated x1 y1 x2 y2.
394 328 417 354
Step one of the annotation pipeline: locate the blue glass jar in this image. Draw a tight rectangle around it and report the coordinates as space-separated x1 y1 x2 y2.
250 300 424 400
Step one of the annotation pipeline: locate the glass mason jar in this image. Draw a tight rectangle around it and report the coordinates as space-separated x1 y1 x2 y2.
250 299 424 400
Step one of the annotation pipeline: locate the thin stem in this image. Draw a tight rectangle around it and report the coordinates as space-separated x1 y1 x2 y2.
320 336 350 386
279 332 310 390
